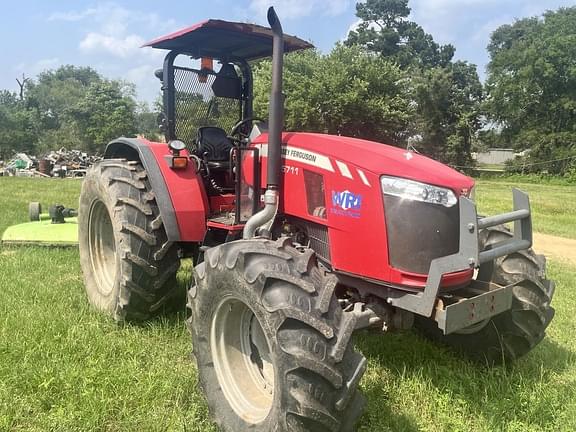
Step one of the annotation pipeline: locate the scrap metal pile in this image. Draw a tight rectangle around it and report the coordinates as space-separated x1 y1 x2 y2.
0 148 101 178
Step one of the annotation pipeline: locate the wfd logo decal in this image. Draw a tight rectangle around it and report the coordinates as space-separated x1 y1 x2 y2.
331 190 362 218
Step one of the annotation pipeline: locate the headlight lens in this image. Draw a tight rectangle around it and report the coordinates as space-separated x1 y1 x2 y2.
380 176 458 207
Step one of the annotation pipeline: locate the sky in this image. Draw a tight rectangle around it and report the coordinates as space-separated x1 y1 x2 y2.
1 0 573 104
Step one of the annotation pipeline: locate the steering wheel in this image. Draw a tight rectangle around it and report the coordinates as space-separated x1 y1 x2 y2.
229 117 266 142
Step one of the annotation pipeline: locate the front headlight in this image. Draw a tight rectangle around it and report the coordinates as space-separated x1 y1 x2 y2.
380 176 457 208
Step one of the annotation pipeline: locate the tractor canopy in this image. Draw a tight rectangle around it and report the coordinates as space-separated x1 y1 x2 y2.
143 19 313 60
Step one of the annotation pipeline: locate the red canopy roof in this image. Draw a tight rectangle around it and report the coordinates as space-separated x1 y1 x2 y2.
143 20 313 60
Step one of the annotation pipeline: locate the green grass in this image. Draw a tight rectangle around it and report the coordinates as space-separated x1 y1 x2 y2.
476 179 576 239
1 176 575 431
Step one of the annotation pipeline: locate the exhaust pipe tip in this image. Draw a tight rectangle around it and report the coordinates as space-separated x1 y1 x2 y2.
267 7 281 30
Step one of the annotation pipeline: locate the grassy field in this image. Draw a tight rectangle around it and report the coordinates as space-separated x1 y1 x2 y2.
0 177 575 431
476 180 576 239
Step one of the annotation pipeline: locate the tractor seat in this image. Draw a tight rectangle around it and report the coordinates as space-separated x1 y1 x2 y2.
196 126 234 170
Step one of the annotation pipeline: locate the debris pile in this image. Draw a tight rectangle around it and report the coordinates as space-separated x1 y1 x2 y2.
0 148 101 178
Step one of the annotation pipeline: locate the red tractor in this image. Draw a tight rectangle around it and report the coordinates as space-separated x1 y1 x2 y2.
79 8 555 431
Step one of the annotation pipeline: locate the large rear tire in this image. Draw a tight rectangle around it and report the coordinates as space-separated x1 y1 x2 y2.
416 225 555 364
79 159 181 321
188 238 366 431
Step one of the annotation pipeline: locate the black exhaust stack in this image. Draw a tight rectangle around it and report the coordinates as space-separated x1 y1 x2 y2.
266 6 284 190
243 6 284 239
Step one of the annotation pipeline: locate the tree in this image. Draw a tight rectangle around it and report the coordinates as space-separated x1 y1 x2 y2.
253 45 412 145
345 0 454 69
412 61 483 167
26 66 102 132
0 91 39 158
70 80 137 153
135 101 162 141
15 73 30 100
343 0 482 166
2 65 143 154
485 7 576 174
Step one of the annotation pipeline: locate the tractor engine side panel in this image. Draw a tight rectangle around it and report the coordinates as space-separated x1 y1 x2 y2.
105 138 209 242
253 138 472 290
254 142 392 282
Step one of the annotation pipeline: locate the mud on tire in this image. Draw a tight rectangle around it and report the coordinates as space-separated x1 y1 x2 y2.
188 238 366 432
79 159 181 321
417 225 556 365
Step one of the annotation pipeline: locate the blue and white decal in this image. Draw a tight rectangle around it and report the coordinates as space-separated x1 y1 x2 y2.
330 190 362 218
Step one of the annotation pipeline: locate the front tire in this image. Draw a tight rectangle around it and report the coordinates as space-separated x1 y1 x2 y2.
79 159 181 321
417 225 556 364
188 238 366 432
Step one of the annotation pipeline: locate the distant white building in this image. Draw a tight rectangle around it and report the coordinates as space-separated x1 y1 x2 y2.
474 148 524 165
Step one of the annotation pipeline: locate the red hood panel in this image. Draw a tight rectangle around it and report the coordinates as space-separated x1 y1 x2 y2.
252 132 475 193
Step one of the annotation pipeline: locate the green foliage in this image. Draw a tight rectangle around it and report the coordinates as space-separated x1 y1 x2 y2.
0 65 157 157
345 0 454 69
310 0 483 167
70 80 137 153
253 46 412 145
135 102 162 141
26 66 102 132
485 7 576 175
0 91 40 158
412 61 483 167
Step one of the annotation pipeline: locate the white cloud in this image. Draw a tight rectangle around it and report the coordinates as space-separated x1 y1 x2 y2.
472 16 513 43
124 65 162 102
45 2 174 102
409 0 574 45
249 0 352 20
343 18 381 41
48 9 98 22
80 33 145 58
14 58 61 75
49 3 176 35
49 2 178 57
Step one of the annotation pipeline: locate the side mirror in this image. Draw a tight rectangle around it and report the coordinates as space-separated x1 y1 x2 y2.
154 69 163 82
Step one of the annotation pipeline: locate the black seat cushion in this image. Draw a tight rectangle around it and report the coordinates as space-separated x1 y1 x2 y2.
197 127 233 162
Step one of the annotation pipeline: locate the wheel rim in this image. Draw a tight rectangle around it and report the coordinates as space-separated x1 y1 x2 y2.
88 200 117 296
211 296 274 424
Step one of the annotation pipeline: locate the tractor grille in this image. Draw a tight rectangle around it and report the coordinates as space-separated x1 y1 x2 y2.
284 217 331 263
384 195 459 274
305 221 330 263
172 67 242 151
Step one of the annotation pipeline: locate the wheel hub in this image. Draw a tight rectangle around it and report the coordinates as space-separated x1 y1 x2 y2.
210 297 274 424
88 200 117 296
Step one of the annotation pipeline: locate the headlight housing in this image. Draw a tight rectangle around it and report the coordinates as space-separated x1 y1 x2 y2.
380 176 457 208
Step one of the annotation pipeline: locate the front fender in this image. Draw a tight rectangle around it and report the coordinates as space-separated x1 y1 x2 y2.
104 137 208 242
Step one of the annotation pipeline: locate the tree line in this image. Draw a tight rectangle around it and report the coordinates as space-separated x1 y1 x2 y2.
0 66 158 159
254 0 576 176
1 0 574 176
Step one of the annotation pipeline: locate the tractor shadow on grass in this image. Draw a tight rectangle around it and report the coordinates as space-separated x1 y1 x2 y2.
116 263 193 329
354 330 575 430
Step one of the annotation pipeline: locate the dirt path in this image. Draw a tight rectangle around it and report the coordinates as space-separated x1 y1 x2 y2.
533 233 576 266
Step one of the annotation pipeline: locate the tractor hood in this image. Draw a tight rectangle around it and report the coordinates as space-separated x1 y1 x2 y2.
252 132 475 193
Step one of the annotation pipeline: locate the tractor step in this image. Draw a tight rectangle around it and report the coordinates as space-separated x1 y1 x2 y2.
206 214 244 231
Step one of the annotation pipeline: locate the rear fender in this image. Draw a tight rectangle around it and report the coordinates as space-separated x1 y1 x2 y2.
104 137 208 242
